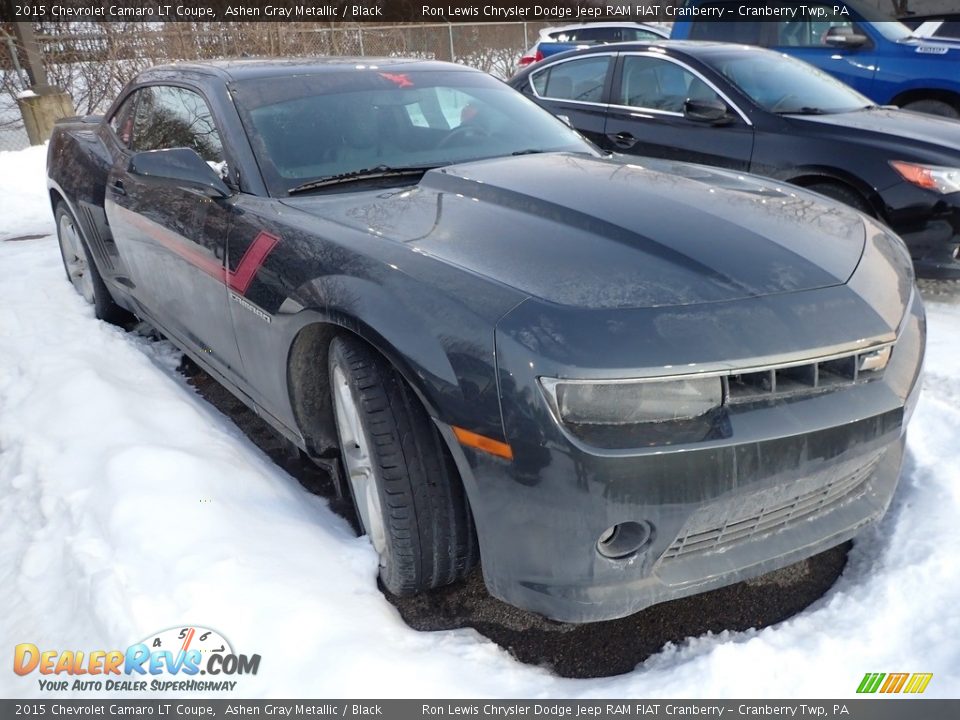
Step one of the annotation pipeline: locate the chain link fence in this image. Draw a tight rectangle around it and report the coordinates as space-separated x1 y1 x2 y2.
0 21 552 152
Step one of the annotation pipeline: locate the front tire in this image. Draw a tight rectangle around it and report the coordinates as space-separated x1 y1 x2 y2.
900 98 959 119
55 201 129 324
328 335 478 596
806 182 873 216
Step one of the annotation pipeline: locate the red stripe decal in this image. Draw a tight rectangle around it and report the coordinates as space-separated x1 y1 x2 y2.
117 208 278 296
227 230 279 294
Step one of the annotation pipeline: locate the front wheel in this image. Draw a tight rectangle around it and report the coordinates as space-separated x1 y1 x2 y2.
806 182 873 216
328 335 478 595
900 98 959 119
54 201 129 324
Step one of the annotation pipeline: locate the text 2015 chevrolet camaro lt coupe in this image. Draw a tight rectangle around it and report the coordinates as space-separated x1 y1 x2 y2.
47 59 924 622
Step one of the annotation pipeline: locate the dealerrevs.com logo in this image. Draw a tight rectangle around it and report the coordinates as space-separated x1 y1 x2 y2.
13 626 261 692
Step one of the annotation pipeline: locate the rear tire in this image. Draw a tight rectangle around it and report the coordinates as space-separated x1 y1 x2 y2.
54 201 129 325
900 98 959 119
806 182 873 216
328 335 478 596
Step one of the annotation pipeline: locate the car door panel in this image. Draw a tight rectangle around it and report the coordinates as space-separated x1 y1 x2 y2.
604 54 754 171
104 84 244 377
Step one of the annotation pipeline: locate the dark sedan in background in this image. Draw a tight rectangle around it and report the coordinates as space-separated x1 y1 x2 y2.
47 58 924 623
510 41 960 278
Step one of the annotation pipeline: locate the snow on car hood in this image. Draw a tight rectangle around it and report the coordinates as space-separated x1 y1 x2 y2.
285 153 866 309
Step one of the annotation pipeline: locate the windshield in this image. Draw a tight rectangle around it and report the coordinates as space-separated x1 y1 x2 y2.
703 50 873 114
232 68 594 194
840 0 914 40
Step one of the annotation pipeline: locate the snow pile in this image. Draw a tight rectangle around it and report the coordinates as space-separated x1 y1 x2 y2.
0 145 958 698
0 145 54 241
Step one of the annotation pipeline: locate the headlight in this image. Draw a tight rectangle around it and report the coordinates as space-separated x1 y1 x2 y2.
890 161 960 195
539 376 723 426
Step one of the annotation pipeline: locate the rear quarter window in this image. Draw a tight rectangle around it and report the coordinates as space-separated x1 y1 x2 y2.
531 56 612 103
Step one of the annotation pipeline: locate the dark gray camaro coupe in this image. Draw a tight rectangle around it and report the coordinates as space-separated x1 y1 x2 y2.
47 58 924 622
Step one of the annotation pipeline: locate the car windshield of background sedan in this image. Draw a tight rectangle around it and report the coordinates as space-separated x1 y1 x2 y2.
232 69 594 195
705 50 873 115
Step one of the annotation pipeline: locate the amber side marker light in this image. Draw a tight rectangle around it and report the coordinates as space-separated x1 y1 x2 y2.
891 160 939 190
452 426 514 460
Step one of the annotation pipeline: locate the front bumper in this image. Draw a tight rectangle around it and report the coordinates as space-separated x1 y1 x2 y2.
885 184 960 279
445 287 924 623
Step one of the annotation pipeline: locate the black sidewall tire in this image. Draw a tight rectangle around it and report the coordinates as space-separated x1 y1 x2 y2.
807 183 872 216
901 99 959 119
54 202 129 325
328 335 478 596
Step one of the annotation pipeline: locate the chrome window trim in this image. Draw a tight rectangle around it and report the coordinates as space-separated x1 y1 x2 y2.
528 52 617 108
615 51 753 127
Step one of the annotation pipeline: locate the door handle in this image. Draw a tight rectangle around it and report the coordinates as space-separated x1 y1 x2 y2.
608 132 637 149
108 179 126 196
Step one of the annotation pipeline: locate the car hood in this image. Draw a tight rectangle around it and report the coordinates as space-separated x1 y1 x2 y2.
790 107 960 156
282 153 866 309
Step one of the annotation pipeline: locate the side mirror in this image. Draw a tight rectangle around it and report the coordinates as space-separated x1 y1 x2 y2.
823 27 869 48
683 98 731 124
128 148 231 198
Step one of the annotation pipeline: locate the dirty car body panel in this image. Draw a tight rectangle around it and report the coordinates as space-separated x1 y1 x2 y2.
47 59 924 623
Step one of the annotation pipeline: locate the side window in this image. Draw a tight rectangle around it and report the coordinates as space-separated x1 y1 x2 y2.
777 19 857 47
617 56 722 113
531 56 612 104
109 93 138 148
132 85 224 163
622 29 665 42
568 27 621 42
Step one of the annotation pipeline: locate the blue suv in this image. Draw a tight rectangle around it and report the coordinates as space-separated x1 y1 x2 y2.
672 0 960 117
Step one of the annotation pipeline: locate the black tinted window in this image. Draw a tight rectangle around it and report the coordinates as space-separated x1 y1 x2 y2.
550 27 621 42
618 56 721 112
109 93 138 148
132 86 224 162
531 56 611 103
622 28 664 41
937 21 960 38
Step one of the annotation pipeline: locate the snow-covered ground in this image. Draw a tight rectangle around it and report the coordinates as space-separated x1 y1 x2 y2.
1 144 958 699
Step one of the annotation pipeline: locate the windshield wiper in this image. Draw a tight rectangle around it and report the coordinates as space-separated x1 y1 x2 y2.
287 164 442 195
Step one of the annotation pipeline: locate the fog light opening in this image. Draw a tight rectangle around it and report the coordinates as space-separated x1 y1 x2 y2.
597 521 653 560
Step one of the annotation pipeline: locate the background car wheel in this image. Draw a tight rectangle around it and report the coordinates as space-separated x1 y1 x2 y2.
328 335 478 596
900 98 959 119
55 201 130 324
806 183 873 216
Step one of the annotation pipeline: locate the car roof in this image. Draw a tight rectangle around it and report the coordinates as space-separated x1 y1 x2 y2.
138 57 470 82
525 39 770 64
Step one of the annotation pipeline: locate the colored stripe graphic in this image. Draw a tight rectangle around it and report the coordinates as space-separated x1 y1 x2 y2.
857 673 885 693
120 208 278 296
904 673 933 694
858 672 933 694
880 673 909 693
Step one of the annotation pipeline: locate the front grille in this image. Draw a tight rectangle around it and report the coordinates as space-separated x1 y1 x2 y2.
724 345 892 404
660 450 884 563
